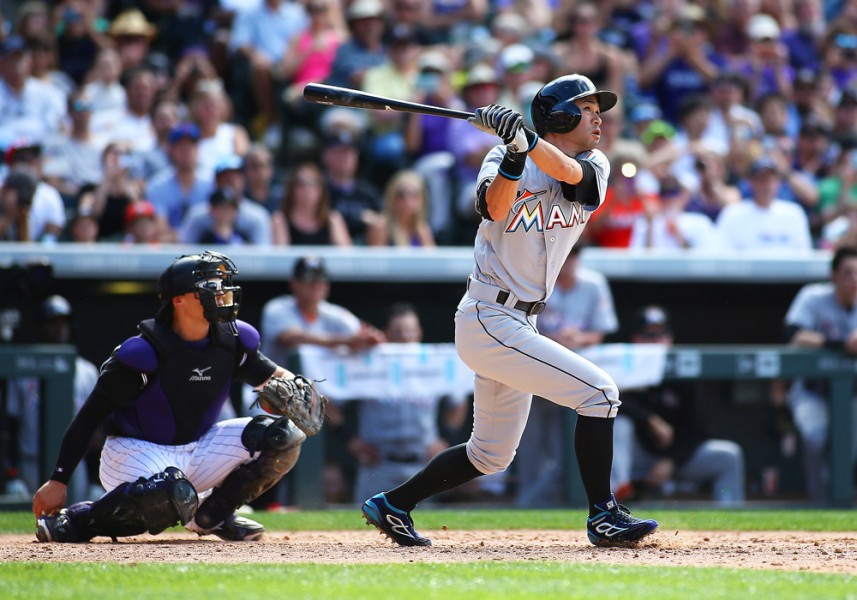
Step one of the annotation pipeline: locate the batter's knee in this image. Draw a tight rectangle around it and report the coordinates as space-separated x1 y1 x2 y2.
576 385 621 418
465 439 514 475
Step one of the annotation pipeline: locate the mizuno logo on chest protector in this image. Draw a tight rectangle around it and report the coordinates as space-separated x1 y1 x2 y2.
506 191 589 233
189 366 212 381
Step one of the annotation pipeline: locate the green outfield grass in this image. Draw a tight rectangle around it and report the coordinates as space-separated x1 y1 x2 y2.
1 562 856 600
3 509 855 599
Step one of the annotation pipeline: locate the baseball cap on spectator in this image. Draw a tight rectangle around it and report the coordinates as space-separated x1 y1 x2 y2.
673 4 705 29
747 14 780 41
125 200 156 225
491 12 528 41
215 154 244 176
209 187 240 208
794 69 818 89
168 123 200 144
323 129 359 150
640 120 676 146
4 139 42 165
389 24 416 46
320 107 368 137
463 63 500 89
498 43 534 74
346 0 384 21
292 256 328 281
0 35 28 56
834 33 857 54
633 305 672 337
109 8 157 38
462 38 502 70
418 51 451 73
629 102 662 124
40 295 72 321
749 155 780 177
799 117 832 137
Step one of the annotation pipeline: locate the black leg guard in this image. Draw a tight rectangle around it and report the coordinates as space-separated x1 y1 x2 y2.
61 467 198 541
194 416 304 530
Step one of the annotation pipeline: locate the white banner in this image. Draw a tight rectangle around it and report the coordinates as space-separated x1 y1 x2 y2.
298 343 475 400
297 343 668 400
578 343 669 391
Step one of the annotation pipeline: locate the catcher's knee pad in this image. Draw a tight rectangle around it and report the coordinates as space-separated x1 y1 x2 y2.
78 466 199 539
241 414 306 454
196 421 303 530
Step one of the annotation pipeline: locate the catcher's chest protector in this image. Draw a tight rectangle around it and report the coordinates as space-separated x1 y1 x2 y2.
136 319 237 440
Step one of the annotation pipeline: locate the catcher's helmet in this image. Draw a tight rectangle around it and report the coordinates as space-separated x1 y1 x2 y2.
530 74 618 135
156 251 241 333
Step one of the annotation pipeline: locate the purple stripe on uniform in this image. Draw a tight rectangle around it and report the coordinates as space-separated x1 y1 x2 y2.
110 382 176 444
236 320 260 352
116 336 159 372
194 389 232 440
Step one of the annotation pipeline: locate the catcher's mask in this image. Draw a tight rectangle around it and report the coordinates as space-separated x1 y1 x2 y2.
530 74 617 136
156 251 241 335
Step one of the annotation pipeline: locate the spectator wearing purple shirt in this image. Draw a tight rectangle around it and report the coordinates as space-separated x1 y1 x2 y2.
637 5 726 124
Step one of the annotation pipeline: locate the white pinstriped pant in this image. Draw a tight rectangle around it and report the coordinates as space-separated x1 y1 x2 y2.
99 418 256 495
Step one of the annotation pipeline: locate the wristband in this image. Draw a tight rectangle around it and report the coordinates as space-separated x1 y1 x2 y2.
498 149 527 181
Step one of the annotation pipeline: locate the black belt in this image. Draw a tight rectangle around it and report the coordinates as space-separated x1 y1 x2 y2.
495 290 546 316
383 453 421 464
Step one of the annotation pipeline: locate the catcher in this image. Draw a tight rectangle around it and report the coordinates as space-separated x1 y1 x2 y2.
32 251 327 543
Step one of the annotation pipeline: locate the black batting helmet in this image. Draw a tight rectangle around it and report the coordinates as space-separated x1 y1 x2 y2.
156 251 241 333
530 74 618 135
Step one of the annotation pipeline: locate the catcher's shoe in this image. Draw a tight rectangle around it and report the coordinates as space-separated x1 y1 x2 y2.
586 494 658 547
362 493 432 547
210 513 265 542
36 508 82 543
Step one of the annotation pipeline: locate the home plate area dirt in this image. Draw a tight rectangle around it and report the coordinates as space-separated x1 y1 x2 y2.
2 530 856 573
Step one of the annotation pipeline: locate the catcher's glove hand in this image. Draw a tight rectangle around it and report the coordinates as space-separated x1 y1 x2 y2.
251 375 328 436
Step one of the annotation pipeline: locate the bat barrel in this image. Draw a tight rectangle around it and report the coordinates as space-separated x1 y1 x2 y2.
303 83 473 120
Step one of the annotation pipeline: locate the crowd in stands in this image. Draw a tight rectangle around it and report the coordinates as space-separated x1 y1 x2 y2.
3 0 857 250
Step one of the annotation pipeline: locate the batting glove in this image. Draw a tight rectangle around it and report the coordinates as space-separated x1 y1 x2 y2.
507 126 539 154
469 104 501 135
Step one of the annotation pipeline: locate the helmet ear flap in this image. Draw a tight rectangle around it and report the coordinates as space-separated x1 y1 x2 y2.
544 98 582 133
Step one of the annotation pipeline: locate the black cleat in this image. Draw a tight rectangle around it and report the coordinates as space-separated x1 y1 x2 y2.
362 493 432 547
586 494 658 547
209 513 265 542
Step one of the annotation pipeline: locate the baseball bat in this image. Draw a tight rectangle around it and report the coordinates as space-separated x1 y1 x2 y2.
303 83 474 120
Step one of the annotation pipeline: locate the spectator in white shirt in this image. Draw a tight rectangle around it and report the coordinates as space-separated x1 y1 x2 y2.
716 156 813 252
0 35 66 144
630 176 719 251
89 66 157 153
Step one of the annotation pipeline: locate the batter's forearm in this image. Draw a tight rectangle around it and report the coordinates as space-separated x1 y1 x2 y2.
529 141 583 184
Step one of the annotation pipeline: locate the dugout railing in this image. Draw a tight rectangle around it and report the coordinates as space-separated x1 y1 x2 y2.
0 345 76 508
563 346 856 508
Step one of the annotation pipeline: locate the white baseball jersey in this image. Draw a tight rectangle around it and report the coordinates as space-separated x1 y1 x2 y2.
473 146 610 302
455 145 620 476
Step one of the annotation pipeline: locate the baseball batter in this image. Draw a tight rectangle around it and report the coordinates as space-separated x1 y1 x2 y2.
32 251 324 543
363 75 659 547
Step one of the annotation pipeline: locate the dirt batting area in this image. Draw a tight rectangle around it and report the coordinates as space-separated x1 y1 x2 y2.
2 530 856 573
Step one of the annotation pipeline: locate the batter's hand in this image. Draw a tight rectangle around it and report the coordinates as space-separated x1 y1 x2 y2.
33 480 67 518
469 104 502 135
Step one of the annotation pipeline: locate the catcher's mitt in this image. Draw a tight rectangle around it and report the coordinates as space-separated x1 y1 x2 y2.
251 375 328 436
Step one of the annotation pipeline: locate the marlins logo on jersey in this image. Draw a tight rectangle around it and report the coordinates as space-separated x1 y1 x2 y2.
505 188 591 233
